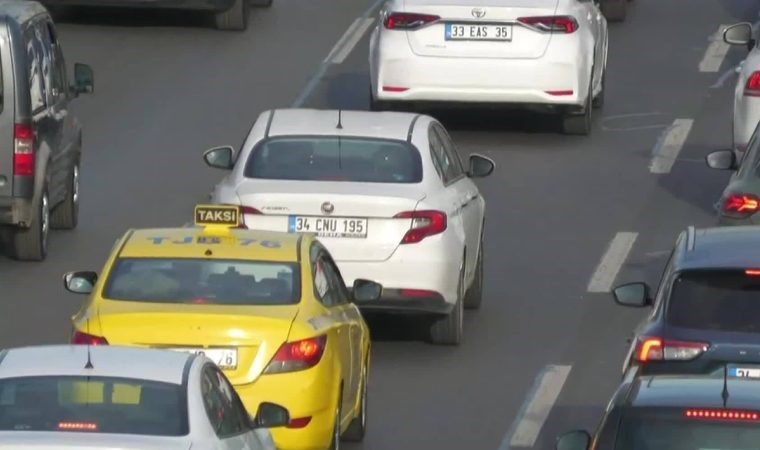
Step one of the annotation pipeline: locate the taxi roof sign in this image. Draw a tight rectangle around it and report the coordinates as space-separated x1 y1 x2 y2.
194 204 240 228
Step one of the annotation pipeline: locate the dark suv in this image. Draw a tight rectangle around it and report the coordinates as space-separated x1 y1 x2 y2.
612 226 760 376
0 1 93 261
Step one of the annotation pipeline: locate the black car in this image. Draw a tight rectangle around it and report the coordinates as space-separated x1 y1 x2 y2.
556 366 760 450
612 225 760 376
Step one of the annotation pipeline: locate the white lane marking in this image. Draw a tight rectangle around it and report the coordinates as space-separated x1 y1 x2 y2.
649 118 694 174
499 365 572 449
699 24 731 72
331 18 375 64
587 232 638 293
324 19 362 64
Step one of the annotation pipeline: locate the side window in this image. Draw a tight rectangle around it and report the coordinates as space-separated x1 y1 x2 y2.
434 124 465 179
42 20 66 103
739 123 760 177
311 243 338 307
321 254 349 305
428 125 452 184
200 366 248 438
24 24 46 112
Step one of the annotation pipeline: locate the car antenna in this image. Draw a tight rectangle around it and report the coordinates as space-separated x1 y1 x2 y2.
84 317 94 369
336 110 343 129
722 364 729 408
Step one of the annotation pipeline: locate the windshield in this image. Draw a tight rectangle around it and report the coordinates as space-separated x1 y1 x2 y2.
244 136 423 183
103 258 300 305
0 376 187 436
666 270 760 333
615 408 760 450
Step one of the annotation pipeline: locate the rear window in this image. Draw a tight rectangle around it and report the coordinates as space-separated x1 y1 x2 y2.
615 407 760 450
244 136 423 183
0 376 187 436
667 270 760 333
103 258 300 305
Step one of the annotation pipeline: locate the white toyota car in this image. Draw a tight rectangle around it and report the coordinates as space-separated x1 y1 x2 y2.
722 23 760 154
204 109 494 345
0 345 289 449
368 0 609 135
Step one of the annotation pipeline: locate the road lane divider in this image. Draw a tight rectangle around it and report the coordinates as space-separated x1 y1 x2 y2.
331 18 375 64
699 24 731 73
499 364 572 449
587 232 638 293
649 118 694 174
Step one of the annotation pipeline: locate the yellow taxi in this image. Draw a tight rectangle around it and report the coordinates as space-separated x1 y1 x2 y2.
64 205 380 450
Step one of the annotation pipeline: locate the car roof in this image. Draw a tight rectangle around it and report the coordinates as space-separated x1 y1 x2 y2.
265 108 423 141
628 373 760 410
678 226 760 270
117 227 304 262
0 0 47 23
0 345 192 385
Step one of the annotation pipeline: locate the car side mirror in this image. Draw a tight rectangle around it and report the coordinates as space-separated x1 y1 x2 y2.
556 430 591 450
252 402 290 428
467 154 495 178
613 282 651 307
723 23 755 51
63 271 98 294
706 150 737 171
352 279 383 302
72 63 94 95
203 146 234 170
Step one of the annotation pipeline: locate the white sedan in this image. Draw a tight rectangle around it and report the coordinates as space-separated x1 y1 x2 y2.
368 0 608 135
204 108 494 345
722 23 760 154
0 345 289 449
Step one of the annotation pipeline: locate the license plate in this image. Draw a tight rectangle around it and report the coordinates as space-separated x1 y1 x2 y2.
167 348 237 369
729 366 760 379
288 216 368 238
445 23 512 41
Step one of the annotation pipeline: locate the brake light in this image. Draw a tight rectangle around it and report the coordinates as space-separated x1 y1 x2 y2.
71 330 109 345
722 193 760 218
744 71 760 97
394 210 447 244
634 337 708 362
287 417 312 428
517 16 578 33
58 421 98 431
13 123 34 176
240 206 261 215
400 289 439 297
685 409 760 421
263 335 327 374
384 12 440 30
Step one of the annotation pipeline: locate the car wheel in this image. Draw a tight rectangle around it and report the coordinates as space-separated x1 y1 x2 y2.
51 162 79 230
429 267 464 345
214 0 249 31
592 69 605 109
342 355 369 441
10 186 49 261
464 237 484 310
561 83 592 136
329 392 342 450
601 0 626 22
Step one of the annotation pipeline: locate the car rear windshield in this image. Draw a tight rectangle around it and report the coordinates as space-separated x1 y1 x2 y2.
244 136 423 183
614 407 760 450
0 376 187 436
103 258 301 305
667 269 760 333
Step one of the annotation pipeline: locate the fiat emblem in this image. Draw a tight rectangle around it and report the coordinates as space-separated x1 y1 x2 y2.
321 202 334 215
471 7 485 18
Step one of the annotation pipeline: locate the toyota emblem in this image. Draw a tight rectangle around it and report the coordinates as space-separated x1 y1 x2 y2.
471 7 485 18
321 202 334 215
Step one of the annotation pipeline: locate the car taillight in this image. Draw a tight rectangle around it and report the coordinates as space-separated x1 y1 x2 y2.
384 12 440 30
517 16 578 33
634 337 708 362
58 421 98 431
71 330 109 345
685 409 760 421
13 123 34 176
263 335 327 374
744 71 760 97
394 210 446 244
237 205 262 229
722 193 760 218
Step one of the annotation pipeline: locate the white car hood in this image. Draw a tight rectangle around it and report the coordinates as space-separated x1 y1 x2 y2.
0 432 191 450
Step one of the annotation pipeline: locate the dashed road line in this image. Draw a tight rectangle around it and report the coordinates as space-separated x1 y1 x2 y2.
499 365 572 449
331 18 375 64
649 118 694 174
587 232 638 293
699 24 731 72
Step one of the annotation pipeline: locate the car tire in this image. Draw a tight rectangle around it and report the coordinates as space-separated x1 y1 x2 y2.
329 391 342 450
464 238 484 310
214 0 249 31
429 267 464 345
9 186 49 261
592 69 605 110
50 162 80 230
601 0 626 22
342 355 368 441
561 83 592 136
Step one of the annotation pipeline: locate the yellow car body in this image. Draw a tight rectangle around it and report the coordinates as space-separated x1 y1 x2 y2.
68 208 372 450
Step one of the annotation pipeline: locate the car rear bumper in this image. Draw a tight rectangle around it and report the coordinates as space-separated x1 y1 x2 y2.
39 0 233 10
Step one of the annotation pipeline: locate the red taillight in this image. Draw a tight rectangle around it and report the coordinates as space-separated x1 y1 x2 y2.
382 86 409 92
263 335 327 374
746 269 760 276
394 210 447 244
685 409 760 421
241 206 262 215
634 337 708 362
517 16 578 33
722 193 760 218
71 330 109 345
13 123 34 176
744 71 760 97
58 421 98 431
400 289 439 297
545 90 574 96
287 417 312 428
384 12 440 30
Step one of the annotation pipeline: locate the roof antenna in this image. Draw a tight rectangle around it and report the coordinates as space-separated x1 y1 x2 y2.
722 364 729 408
336 110 343 129
84 314 94 369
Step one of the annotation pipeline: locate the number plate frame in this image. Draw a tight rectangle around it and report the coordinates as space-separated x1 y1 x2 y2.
444 23 513 41
728 365 760 379
288 216 368 238
167 347 238 370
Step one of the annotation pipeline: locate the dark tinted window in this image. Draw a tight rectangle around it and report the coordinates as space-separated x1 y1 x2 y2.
104 258 300 305
667 270 760 332
245 136 422 183
24 24 45 112
0 376 187 436
201 366 249 437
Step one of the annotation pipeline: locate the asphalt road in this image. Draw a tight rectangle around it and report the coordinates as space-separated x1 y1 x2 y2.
1 0 758 448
